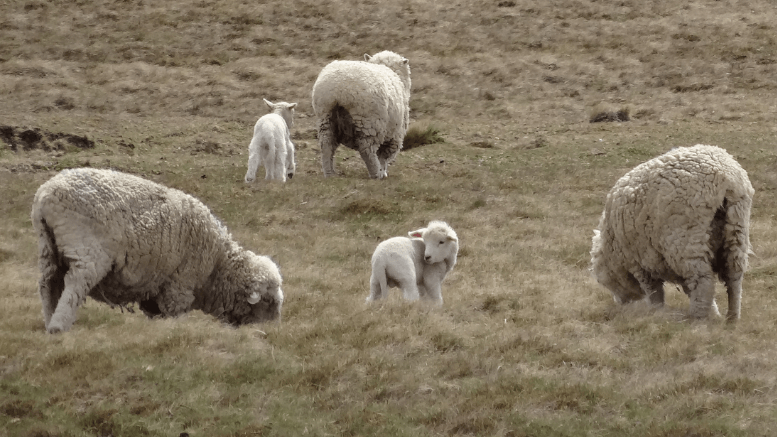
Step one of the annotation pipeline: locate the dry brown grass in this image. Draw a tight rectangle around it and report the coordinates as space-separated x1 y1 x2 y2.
2 0 777 436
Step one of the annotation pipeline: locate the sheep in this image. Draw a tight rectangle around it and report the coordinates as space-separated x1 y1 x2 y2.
245 99 297 183
312 50 411 179
367 221 458 305
32 168 284 334
590 144 754 320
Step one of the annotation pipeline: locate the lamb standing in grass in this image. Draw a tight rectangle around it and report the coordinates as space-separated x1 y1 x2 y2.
590 144 754 320
245 99 297 183
367 221 458 305
32 168 284 334
312 50 411 179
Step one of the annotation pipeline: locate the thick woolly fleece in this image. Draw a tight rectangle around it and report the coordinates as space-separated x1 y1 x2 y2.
32 168 283 334
591 144 754 320
245 99 297 183
312 50 411 179
368 221 458 305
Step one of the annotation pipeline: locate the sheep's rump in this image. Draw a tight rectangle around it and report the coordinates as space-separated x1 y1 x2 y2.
312 60 407 149
32 168 230 309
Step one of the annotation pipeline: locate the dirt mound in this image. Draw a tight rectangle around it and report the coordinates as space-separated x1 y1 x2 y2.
0 125 95 152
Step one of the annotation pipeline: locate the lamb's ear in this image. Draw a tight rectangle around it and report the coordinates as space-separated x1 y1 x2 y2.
402 58 409 65
289 103 298 109
447 234 458 242
248 292 261 305
408 228 426 238
263 98 274 108
364 54 372 61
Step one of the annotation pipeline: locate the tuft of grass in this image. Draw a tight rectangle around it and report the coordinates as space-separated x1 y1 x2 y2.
402 124 445 150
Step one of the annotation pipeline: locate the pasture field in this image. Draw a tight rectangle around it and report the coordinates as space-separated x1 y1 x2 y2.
1 0 776 436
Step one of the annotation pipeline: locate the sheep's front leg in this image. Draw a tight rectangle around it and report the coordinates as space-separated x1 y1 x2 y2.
47 254 111 334
377 138 401 179
633 271 665 305
684 274 719 319
155 284 195 317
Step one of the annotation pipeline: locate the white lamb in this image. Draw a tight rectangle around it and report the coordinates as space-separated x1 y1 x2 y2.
32 168 284 334
245 98 297 183
367 221 458 305
312 50 411 179
591 144 754 320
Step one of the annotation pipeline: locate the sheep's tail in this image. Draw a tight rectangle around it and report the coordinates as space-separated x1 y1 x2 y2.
368 265 389 302
32 205 66 328
723 192 753 274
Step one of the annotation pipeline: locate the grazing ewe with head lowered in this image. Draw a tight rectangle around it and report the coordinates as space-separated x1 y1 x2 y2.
312 50 411 179
591 144 754 321
33 168 284 334
245 98 297 183
367 221 458 305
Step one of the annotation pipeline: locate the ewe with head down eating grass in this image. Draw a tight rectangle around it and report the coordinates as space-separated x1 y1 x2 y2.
591 144 754 321
32 168 284 333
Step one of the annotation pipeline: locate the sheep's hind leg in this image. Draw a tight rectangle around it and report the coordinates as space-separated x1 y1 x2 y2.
47 253 112 334
356 135 383 179
318 117 338 177
244 138 261 183
725 275 743 321
367 272 385 303
38 246 66 328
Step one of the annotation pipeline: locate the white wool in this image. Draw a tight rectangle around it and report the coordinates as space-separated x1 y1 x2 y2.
245 99 297 183
32 168 284 333
367 221 458 305
590 144 754 320
312 50 411 179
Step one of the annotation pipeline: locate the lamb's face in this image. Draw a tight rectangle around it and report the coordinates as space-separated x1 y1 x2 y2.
409 223 458 265
422 229 457 264
243 254 284 323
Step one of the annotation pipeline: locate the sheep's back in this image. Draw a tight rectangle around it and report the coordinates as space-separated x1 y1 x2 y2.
598 145 752 275
33 168 230 299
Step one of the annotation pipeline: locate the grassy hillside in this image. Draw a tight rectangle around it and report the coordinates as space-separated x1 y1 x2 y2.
1 0 776 436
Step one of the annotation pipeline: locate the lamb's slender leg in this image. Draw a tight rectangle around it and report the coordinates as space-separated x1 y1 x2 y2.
264 144 277 181
367 272 384 302
421 280 443 306
399 279 420 302
318 117 338 177
244 138 261 183
47 252 111 334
